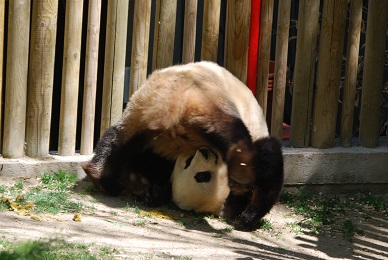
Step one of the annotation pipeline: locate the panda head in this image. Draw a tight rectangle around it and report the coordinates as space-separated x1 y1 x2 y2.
171 147 230 216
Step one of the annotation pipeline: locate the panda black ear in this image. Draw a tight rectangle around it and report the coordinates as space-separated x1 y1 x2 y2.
184 156 194 169
198 148 209 160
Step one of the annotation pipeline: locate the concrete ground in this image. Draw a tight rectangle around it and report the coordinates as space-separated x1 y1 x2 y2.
0 143 387 259
1 176 387 260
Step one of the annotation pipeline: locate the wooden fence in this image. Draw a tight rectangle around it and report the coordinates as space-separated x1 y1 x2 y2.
0 0 387 159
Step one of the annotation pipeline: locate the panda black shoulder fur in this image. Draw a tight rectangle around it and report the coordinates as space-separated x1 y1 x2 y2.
82 61 284 230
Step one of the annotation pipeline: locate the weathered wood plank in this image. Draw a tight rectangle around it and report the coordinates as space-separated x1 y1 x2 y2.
340 0 362 147
129 0 151 94
289 0 319 147
2 0 31 158
58 0 84 155
256 0 274 116
182 0 197 64
224 0 251 83
152 0 177 70
311 0 347 148
201 0 220 62
26 0 59 158
81 0 102 155
271 0 291 141
100 0 129 134
359 0 388 147
0 0 5 152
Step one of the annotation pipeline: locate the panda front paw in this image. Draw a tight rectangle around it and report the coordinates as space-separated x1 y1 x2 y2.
144 183 172 206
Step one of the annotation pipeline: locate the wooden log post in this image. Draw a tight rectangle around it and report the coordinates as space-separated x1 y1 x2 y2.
152 0 177 70
224 0 251 83
0 0 5 152
2 0 31 158
80 0 102 155
182 0 197 64
359 0 388 147
255 0 274 116
311 0 347 148
340 0 362 147
58 0 84 156
270 0 291 141
289 0 319 148
100 0 129 135
201 0 221 62
129 0 151 95
26 0 59 158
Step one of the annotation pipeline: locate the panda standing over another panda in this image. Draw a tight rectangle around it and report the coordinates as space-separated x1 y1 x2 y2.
82 61 284 231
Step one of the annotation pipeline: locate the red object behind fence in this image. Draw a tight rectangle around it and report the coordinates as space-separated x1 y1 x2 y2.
247 0 261 95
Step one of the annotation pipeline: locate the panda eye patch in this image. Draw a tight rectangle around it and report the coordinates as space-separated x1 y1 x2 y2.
184 156 194 169
198 148 209 160
194 171 212 183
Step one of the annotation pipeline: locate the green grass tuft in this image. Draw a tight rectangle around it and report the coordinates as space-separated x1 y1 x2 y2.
342 219 363 240
0 239 116 260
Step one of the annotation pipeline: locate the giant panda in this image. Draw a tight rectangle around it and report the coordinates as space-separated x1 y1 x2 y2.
82 61 284 230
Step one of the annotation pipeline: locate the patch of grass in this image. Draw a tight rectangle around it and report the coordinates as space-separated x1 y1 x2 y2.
0 185 7 195
0 171 84 215
280 192 346 231
260 219 273 231
342 219 362 240
85 184 99 194
0 239 116 260
41 171 77 191
221 227 234 233
133 220 146 226
25 191 83 214
286 221 303 235
358 194 388 212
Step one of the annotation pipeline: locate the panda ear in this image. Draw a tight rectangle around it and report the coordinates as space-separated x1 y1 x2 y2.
198 148 209 160
184 156 194 169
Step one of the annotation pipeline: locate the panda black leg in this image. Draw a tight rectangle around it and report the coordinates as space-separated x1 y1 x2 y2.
230 137 284 231
83 126 174 204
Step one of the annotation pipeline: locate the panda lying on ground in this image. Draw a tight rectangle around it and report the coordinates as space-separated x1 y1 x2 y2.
82 61 284 231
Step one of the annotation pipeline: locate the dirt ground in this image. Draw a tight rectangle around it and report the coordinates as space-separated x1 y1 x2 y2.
1 174 388 260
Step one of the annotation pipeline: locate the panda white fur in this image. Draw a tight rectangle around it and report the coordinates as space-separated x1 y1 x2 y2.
172 147 229 216
83 61 284 230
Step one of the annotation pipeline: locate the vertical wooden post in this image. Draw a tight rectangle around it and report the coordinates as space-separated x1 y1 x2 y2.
182 0 197 64
129 0 151 95
289 0 319 148
224 0 251 83
100 0 129 135
255 0 274 115
26 0 59 158
359 0 388 147
0 0 5 152
80 0 102 155
311 0 347 148
340 0 362 147
271 0 291 141
58 0 84 156
200 0 221 62
2 0 31 158
152 0 177 70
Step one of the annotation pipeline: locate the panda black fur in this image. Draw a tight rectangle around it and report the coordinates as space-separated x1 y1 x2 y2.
82 61 284 230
